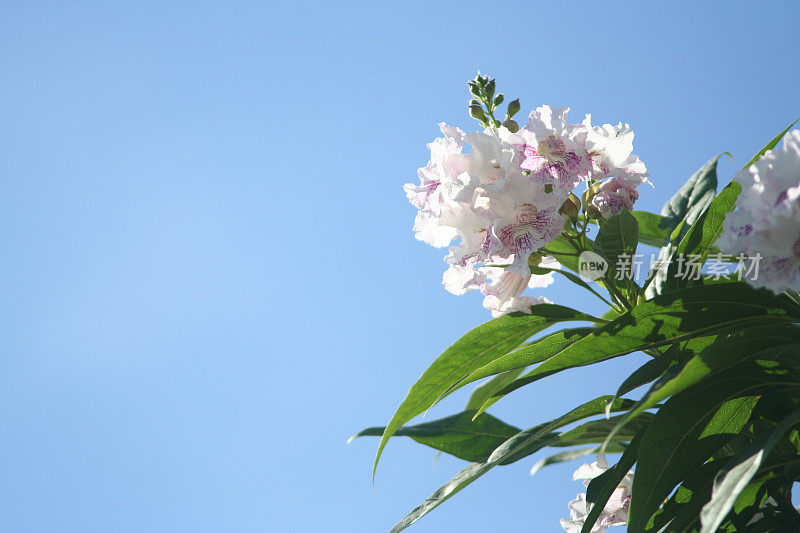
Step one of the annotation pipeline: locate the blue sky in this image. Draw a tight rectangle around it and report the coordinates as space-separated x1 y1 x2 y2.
1 2 799 532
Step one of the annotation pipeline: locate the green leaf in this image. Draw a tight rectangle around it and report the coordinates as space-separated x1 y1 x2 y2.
464 368 526 411
545 235 585 273
643 460 722 532
588 210 670 248
350 410 521 463
663 119 799 294
476 283 800 416
373 303 598 478
614 347 680 399
660 154 721 237
605 325 800 447
631 210 672 247
593 208 638 277
664 179 740 293
529 444 625 476
552 413 653 448
389 396 633 532
646 154 724 297
529 447 602 477
612 334 720 401
530 265 615 309
742 117 799 169
449 327 594 403
700 407 800 533
628 362 797 530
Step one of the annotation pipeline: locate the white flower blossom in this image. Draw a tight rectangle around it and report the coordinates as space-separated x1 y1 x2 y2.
581 117 649 183
480 258 559 317
560 453 633 533
716 129 800 293
515 106 593 195
405 108 648 314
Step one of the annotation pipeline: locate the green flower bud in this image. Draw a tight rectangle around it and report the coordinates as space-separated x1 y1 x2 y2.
502 118 519 133
484 79 496 100
493 93 504 106
468 81 482 99
469 103 487 123
507 98 521 118
559 193 581 221
586 204 602 220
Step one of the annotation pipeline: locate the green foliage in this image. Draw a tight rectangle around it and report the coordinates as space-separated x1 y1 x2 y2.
646 154 723 297
700 408 800 532
387 396 636 532
593 208 639 281
475 283 800 416
351 411 521 462
359 98 800 532
373 304 599 477
629 363 771 530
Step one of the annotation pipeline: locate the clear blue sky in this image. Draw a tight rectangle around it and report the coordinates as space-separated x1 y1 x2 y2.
1 2 799 532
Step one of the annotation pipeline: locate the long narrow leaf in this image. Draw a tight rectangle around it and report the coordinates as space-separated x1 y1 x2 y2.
351 410 521 463
476 283 800 416
389 396 633 532
628 362 799 530
373 303 598 477
700 407 800 533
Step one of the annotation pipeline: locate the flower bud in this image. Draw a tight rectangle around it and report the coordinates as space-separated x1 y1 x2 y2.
506 98 521 118
468 82 482 99
469 103 487 123
502 118 519 133
484 79 496 100
586 203 602 220
559 193 581 221
493 93 504 106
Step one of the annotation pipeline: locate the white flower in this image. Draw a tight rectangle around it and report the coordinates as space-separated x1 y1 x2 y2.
493 199 565 276
515 106 593 194
405 108 648 313
480 259 558 317
716 129 800 293
560 453 633 532
581 118 649 183
410 211 459 248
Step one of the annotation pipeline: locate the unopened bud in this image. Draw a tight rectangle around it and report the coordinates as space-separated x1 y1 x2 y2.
507 98 521 118
469 104 487 123
502 118 519 133
484 79 496 100
560 193 581 221
468 82 482 99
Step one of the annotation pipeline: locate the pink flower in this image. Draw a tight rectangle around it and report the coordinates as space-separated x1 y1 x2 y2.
592 177 640 219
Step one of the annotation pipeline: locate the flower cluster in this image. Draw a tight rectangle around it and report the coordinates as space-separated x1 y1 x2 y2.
404 106 649 315
560 454 633 533
716 129 800 293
